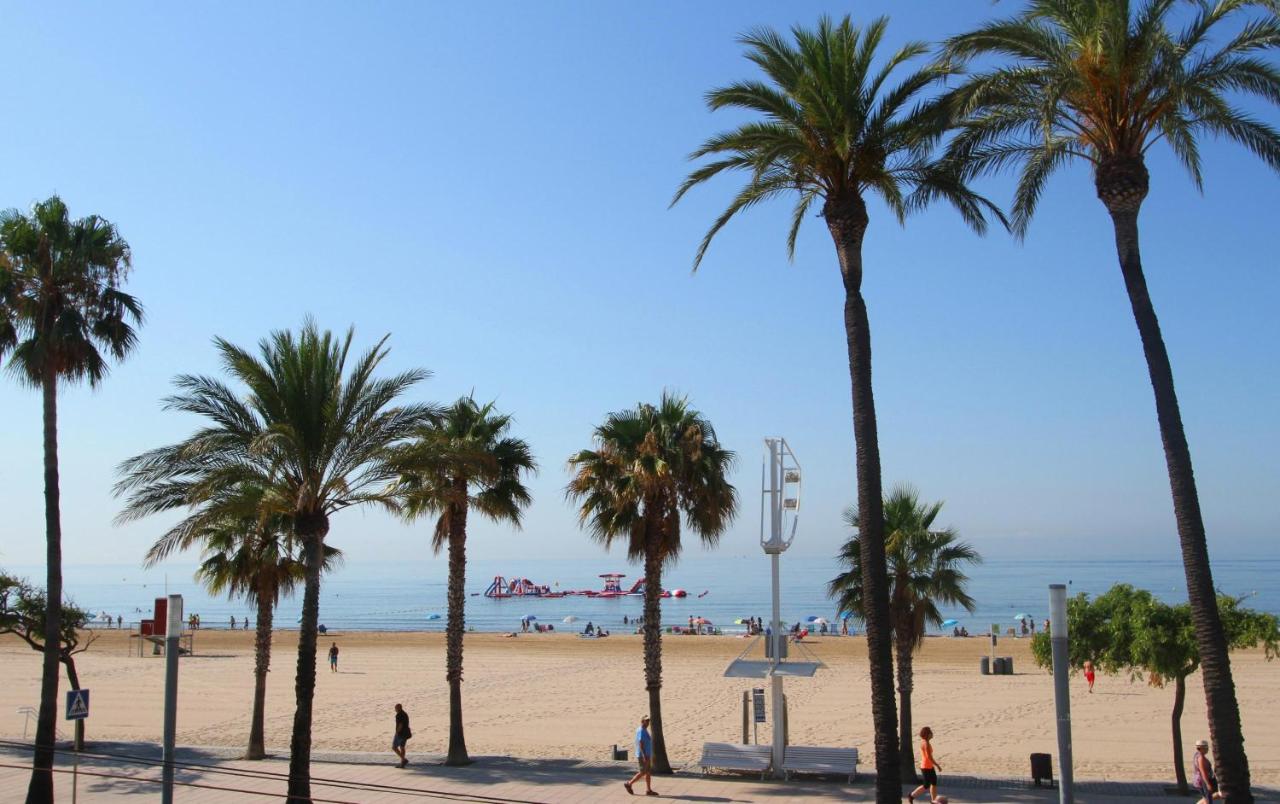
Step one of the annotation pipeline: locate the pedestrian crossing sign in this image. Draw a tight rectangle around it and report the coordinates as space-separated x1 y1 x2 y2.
65 689 90 721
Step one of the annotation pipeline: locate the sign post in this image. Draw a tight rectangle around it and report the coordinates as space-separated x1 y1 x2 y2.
162 594 183 804
751 687 765 744
65 689 89 804
1050 584 1074 804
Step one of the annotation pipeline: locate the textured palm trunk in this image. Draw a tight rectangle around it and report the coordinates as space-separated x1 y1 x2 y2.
1099 156 1250 802
445 490 471 766
26 364 62 804
1172 674 1188 795
286 517 328 803
247 586 274 760
825 196 900 802
642 541 672 774
895 624 918 785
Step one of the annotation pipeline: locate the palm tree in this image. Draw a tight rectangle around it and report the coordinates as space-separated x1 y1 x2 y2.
671 17 1003 798
0 196 141 804
942 3 1280 797
140 496 340 760
566 393 737 774
394 396 536 766
115 321 435 802
829 485 980 783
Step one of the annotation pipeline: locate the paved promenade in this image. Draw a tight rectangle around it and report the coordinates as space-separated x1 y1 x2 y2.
2 743 1278 802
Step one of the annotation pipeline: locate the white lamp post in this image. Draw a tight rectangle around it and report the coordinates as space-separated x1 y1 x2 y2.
762 437 800 774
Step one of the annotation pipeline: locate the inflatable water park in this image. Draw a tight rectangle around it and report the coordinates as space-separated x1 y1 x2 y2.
483 572 690 600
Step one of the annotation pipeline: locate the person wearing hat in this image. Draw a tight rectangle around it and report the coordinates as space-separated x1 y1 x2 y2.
1192 739 1223 803
624 714 656 796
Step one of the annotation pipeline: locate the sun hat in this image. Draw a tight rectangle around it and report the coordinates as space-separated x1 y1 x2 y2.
1195 739 1209 748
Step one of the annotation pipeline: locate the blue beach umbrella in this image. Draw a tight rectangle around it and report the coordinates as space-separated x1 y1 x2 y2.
525 615 538 621
1013 613 1032 621
941 619 959 627
806 615 821 622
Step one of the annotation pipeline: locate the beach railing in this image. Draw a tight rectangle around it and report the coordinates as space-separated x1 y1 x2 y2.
17 706 62 742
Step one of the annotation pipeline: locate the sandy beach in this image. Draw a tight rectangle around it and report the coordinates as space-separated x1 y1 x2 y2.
2 630 1276 785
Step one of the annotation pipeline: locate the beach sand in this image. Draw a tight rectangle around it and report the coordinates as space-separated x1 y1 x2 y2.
2 630 1276 784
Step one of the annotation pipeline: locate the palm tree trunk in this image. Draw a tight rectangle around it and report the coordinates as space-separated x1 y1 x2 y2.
1172 674 1188 795
825 196 900 802
642 541 672 774
445 494 471 766
247 588 274 760
286 520 327 804
895 628 918 785
26 364 62 804
1106 192 1250 802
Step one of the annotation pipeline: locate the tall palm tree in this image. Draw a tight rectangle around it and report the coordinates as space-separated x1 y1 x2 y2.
139 497 340 760
829 485 980 783
0 196 141 804
394 396 536 766
943 3 1280 797
672 17 1003 798
114 320 435 802
566 393 737 775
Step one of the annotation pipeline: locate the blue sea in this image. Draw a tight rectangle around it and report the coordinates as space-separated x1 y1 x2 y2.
34 556 1280 635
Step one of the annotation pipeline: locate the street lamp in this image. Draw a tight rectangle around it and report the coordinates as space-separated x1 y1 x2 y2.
762 437 800 773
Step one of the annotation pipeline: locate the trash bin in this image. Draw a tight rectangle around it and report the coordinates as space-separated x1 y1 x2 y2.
612 744 628 761
1030 752 1053 786
1004 656 1015 675
980 656 990 675
993 657 1006 674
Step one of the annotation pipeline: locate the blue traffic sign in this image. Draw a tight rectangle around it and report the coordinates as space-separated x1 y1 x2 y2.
65 689 90 721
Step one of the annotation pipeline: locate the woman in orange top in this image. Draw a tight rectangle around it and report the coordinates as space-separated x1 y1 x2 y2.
908 726 941 803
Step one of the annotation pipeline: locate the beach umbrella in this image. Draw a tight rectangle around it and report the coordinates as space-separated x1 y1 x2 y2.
525 615 538 621
941 619 959 627
1013 613 1032 621
562 615 578 624
812 617 829 626
427 613 441 620
806 615 820 622
733 618 747 624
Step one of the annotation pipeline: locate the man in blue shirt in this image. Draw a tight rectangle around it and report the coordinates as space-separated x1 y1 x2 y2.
624 714 656 795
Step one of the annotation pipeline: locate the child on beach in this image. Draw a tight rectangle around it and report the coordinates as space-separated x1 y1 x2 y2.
908 726 941 804
329 642 339 672
624 715 656 796
1084 660 1096 693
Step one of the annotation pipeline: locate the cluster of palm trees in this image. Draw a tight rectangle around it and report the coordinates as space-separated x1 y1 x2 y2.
675 4 1278 802
4 2 1277 803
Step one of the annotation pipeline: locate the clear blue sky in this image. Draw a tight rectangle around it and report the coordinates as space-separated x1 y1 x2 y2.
2 2 1276 569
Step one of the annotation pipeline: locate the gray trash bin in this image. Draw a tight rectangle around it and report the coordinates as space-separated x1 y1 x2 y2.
1004 656 1015 675
980 656 990 675
612 744 628 761
993 657 1006 674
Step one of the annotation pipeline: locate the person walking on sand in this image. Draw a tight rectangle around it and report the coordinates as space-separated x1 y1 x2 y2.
1192 739 1223 803
1084 660 1097 693
392 703 412 768
908 726 941 803
624 714 656 796
328 642 339 673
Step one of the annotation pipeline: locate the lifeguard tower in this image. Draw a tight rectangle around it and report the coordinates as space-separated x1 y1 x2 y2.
131 597 194 657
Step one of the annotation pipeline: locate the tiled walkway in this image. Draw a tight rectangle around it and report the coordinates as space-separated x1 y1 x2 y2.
1 743 1277 802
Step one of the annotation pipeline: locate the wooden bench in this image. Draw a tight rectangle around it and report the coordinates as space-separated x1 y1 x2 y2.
782 745 859 782
698 742 773 779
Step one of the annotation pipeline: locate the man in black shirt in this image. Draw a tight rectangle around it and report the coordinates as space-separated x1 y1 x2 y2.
393 704 412 768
